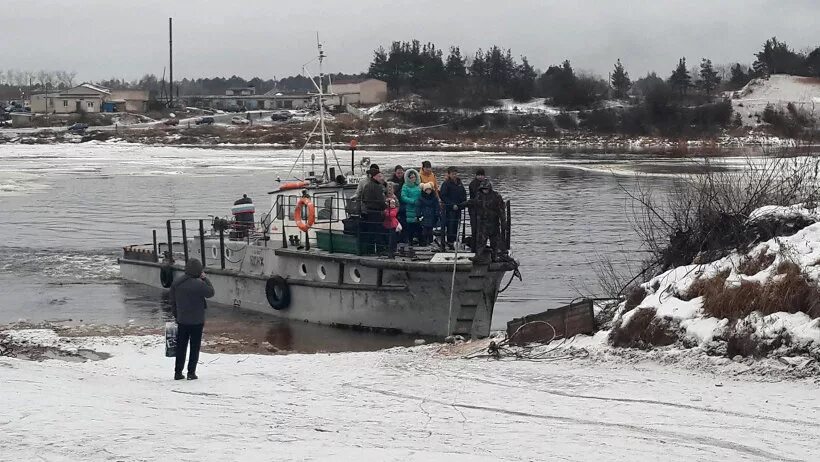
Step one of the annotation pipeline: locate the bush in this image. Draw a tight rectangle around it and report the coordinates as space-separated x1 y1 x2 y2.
762 103 813 138
450 113 484 131
395 110 443 126
609 307 680 348
687 261 820 320
554 112 577 130
628 156 820 271
688 100 733 132
579 109 618 133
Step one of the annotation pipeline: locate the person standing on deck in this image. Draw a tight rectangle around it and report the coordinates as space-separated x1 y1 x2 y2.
419 161 439 197
418 182 440 246
440 166 467 250
383 186 401 259
388 165 405 197
467 168 486 249
400 169 422 247
361 165 387 251
170 258 214 381
466 179 507 262
389 165 407 243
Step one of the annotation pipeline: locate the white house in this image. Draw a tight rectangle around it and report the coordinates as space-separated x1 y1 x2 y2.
327 78 388 105
30 83 109 114
29 84 149 114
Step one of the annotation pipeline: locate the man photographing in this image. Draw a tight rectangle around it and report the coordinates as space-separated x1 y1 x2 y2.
169 258 215 380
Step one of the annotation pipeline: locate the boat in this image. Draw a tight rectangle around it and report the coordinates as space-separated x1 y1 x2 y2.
117 40 520 338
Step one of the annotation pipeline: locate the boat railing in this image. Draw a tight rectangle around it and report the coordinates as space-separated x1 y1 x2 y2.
143 217 268 271
133 196 512 267
273 195 512 256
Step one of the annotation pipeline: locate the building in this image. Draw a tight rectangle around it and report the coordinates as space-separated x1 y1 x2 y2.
29 84 149 114
225 87 256 96
184 89 314 111
261 89 313 110
327 78 387 105
109 90 150 113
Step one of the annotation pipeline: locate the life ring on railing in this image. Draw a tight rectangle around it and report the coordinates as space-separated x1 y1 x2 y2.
160 265 175 288
294 197 316 232
265 276 291 310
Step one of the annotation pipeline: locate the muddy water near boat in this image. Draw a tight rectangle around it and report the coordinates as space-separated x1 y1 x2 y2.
0 143 691 350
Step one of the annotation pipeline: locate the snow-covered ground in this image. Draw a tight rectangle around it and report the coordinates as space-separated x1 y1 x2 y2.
484 98 560 115
1 329 818 461
732 74 820 127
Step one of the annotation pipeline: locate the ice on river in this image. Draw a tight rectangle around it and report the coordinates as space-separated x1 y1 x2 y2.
1 330 818 461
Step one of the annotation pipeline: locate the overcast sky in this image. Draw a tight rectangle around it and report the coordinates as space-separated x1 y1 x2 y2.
2 0 818 82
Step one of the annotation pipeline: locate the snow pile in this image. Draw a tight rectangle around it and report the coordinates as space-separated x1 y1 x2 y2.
483 98 560 115
612 204 820 356
747 203 820 223
732 74 820 126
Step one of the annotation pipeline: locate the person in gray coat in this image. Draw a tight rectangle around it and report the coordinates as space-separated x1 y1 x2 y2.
169 258 215 380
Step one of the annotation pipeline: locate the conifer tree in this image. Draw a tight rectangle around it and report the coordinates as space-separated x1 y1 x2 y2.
669 58 691 97
698 58 721 95
729 63 751 88
445 47 466 80
610 59 631 99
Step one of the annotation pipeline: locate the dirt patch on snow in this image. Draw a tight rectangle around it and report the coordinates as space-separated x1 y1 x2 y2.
0 331 111 362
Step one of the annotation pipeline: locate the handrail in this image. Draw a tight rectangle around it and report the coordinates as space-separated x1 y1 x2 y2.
150 195 511 261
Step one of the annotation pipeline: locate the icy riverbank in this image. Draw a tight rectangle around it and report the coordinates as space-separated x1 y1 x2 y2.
608 204 820 361
1 329 818 461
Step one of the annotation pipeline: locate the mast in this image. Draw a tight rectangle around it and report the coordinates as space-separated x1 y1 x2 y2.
169 18 173 108
316 36 329 180
287 35 343 182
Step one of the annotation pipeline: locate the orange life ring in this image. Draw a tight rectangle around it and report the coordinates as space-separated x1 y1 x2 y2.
279 180 309 191
294 197 316 232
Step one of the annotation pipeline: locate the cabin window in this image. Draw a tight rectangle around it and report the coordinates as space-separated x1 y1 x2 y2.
62 100 68 108
274 196 286 220
313 192 339 223
87 101 94 109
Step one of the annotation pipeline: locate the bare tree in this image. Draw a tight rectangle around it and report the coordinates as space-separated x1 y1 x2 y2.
623 153 820 276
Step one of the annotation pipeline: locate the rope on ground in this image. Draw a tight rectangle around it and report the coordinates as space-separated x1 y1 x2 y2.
461 320 589 362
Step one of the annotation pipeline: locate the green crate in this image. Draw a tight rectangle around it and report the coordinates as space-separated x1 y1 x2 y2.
315 230 372 255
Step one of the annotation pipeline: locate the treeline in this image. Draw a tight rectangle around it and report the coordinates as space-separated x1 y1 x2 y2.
367 41 538 107
366 37 820 110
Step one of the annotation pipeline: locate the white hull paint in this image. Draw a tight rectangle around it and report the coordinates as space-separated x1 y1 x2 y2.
120 239 510 338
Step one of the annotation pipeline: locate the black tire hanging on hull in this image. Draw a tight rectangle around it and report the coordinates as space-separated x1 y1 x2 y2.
160 265 175 288
265 276 291 310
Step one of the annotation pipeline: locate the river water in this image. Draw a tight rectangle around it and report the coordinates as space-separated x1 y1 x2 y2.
0 142 705 351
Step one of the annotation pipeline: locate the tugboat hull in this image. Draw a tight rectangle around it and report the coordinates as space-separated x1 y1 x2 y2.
119 245 511 338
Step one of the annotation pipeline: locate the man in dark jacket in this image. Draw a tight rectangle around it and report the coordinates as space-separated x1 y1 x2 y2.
360 165 387 251
468 179 507 262
467 168 486 249
439 166 467 250
170 258 215 380
388 165 405 197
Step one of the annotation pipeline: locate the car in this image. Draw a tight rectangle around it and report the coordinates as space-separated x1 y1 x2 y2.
67 123 89 133
195 116 215 125
231 116 250 125
270 110 292 122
